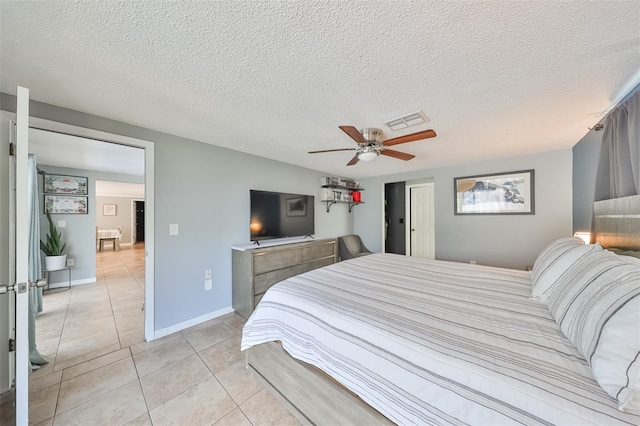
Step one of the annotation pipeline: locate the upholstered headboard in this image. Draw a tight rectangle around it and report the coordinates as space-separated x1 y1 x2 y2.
593 194 640 250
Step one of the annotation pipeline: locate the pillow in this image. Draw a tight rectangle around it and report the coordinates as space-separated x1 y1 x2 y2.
531 237 602 302
545 249 640 412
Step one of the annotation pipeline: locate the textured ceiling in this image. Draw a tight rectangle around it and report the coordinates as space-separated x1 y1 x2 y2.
1 1 639 178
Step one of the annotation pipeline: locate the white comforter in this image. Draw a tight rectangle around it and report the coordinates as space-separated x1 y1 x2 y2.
241 253 639 425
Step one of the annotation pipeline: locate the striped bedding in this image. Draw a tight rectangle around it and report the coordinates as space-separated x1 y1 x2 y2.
241 253 640 425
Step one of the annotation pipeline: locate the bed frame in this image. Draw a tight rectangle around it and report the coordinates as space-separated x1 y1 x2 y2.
246 195 640 425
247 342 393 425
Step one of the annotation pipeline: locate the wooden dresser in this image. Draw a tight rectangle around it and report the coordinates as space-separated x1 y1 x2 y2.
232 238 337 318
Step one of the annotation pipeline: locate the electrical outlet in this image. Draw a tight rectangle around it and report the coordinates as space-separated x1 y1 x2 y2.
57 220 66 228
204 279 212 291
205 269 212 279
169 224 179 235
66 258 75 266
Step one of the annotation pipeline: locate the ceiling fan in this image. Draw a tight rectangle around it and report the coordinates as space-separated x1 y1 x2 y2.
309 126 437 166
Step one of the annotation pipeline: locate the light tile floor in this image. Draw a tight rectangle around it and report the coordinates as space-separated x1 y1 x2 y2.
15 244 299 426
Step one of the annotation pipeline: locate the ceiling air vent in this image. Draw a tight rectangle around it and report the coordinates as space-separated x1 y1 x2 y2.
384 110 429 131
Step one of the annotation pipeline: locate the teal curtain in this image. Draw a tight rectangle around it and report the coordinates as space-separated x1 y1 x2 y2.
27 154 48 369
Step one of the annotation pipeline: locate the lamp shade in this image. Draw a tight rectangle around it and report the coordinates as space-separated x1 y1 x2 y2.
573 232 591 244
358 148 378 162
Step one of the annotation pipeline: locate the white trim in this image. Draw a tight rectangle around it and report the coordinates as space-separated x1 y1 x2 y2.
28 117 157 342
154 306 235 339
46 277 96 289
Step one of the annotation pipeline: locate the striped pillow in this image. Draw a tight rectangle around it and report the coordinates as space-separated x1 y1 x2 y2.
546 249 640 412
531 237 601 302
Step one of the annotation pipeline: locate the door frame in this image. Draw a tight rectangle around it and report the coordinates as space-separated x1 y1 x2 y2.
405 182 435 258
13 87 30 424
29 117 157 342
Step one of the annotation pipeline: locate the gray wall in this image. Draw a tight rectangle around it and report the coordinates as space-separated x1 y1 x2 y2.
36 164 144 285
0 95 353 333
355 149 573 270
572 130 602 233
96 195 139 244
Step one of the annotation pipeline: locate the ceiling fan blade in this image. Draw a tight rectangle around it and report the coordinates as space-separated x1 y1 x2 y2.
308 148 356 154
346 155 359 166
339 126 368 144
382 129 437 147
381 149 415 161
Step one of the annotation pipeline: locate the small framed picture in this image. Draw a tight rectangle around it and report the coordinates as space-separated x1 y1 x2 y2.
103 204 117 216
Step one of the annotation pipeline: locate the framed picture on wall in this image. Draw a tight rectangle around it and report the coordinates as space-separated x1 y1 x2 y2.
44 195 88 214
286 197 307 216
454 169 535 215
44 174 88 195
103 204 117 216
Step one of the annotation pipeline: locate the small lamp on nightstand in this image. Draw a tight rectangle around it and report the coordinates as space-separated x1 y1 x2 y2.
574 232 592 244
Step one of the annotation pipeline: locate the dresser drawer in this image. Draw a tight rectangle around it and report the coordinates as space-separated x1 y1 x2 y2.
254 257 335 296
253 248 302 274
302 242 335 262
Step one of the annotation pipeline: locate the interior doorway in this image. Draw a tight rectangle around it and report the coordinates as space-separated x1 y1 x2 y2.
30 117 155 342
134 200 145 243
384 182 406 255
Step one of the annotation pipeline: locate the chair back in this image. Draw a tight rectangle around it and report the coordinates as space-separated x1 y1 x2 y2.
337 234 372 261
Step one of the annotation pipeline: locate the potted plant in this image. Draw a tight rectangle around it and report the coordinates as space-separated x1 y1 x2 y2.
40 211 67 270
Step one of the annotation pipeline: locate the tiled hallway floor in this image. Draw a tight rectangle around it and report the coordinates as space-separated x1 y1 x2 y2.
24 244 298 426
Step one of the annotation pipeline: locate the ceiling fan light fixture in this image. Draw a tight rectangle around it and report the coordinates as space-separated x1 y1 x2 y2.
358 147 379 162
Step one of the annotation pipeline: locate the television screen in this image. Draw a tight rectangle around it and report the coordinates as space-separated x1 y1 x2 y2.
250 190 315 241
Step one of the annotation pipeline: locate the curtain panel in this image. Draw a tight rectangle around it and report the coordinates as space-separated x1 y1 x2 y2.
594 91 640 201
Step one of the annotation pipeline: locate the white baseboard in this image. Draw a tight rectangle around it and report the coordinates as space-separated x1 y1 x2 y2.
46 277 97 289
153 306 235 340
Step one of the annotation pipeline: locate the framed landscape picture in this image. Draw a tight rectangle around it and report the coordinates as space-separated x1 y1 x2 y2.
44 195 88 214
44 174 88 195
286 197 307 216
454 169 535 215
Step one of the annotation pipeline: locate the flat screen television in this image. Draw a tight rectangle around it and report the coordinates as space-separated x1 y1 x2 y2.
250 190 315 241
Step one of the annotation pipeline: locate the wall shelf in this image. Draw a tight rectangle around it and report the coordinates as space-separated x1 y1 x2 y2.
321 181 365 213
322 200 365 213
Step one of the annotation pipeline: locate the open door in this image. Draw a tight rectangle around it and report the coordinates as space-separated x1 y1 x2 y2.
4 86 33 424
407 183 435 259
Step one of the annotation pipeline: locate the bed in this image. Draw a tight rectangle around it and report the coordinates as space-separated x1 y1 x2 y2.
241 196 640 425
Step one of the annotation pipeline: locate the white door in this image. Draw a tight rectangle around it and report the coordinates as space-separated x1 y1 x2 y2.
11 86 31 424
408 184 435 259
